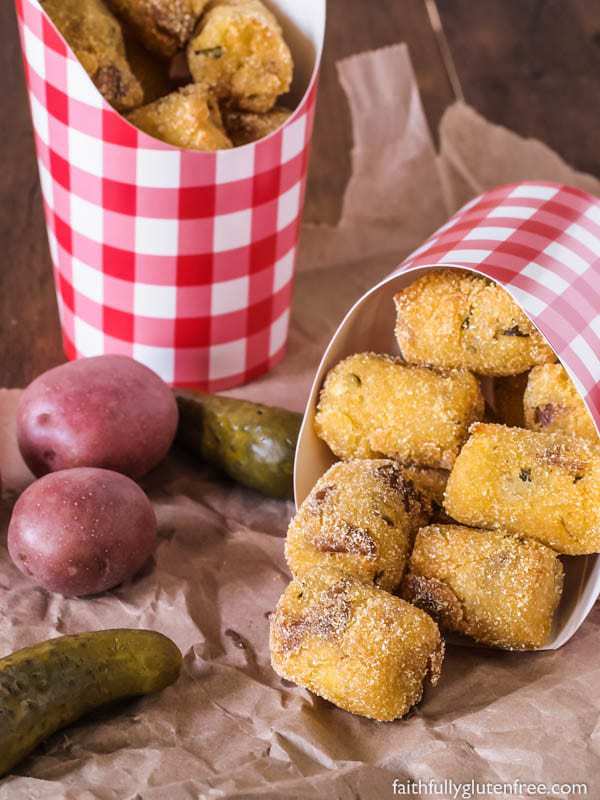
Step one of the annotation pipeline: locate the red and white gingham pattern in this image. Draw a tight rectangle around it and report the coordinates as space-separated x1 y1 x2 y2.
16 0 319 390
396 182 600 431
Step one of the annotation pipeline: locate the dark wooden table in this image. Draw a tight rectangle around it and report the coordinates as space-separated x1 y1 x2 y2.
2 0 600 387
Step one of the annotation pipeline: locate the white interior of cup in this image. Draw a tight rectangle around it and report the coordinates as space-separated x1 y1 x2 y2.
294 263 600 651
264 0 326 108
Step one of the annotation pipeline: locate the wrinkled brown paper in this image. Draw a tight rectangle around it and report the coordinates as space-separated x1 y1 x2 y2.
2 44 600 800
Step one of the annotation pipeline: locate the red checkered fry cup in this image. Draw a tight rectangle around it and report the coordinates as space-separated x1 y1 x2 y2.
16 0 325 389
296 181 600 650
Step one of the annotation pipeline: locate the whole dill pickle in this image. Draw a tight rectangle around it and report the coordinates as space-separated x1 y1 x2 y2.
0 629 182 777
176 392 301 499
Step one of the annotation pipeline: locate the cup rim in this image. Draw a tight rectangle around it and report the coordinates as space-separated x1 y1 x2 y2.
28 0 327 155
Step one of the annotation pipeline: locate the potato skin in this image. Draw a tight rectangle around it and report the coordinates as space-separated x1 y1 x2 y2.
286 459 430 592
108 0 209 60
524 363 598 443
17 355 178 479
270 565 444 721
8 468 157 596
402 524 564 649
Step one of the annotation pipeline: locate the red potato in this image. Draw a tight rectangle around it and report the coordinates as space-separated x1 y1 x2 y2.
8 468 157 596
17 355 178 479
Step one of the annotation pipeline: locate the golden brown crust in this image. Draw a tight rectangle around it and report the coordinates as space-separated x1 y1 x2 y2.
271 577 354 654
42 0 143 111
270 566 444 721
222 106 292 146
108 0 209 59
444 423 600 554
286 459 430 592
402 573 465 630
403 524 564 649
314 352 485 469
427 636 445 687
524 364 598 443
127 84 232 150
401 465 451 522
394 270 556 376
187 0 293 112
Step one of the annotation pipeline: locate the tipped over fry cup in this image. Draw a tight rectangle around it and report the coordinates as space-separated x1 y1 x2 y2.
296 181 600 650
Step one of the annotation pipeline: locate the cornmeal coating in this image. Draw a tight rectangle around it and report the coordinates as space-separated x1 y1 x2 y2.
286 460 430 592
314 353 484 469
493 372 528 427
108 0 209 59
223 106 292 146
42 0 143 111
524 364 598 443
187 0 293 112
127 84 232 149
270 566 444 721
444 423 600 554
394 270 556 376
402 525 564 649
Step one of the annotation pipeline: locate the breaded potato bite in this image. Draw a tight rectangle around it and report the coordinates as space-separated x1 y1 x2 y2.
314 353 484 469
493 372 528 427
42 0 143 111
127 84 232 149
286 460 430 592
402 525 564 649
444 423 600 554
108 0 209 59
222 106 292 146
394 270 556 376
187 0 293 112
402 465 451 522
524 364 597 443
270 566 444 721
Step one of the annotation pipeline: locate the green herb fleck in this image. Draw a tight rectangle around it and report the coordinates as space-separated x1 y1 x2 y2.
194 46 223 59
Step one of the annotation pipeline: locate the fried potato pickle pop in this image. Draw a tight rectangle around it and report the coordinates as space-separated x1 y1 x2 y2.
444 423 600 554
127 84 232 149
187 0 293 113
286 460 430 592
402 465 451 521
222 106 292 146
402 525 564 649
493 372 528 427
270 566 444 721
314 353 484 469
42 0 143 111
524 364 598 443
394 270 556 376
108 0 209 60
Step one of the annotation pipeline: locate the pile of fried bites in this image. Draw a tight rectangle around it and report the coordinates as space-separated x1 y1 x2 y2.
42 0 294 149
270 270 600 722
